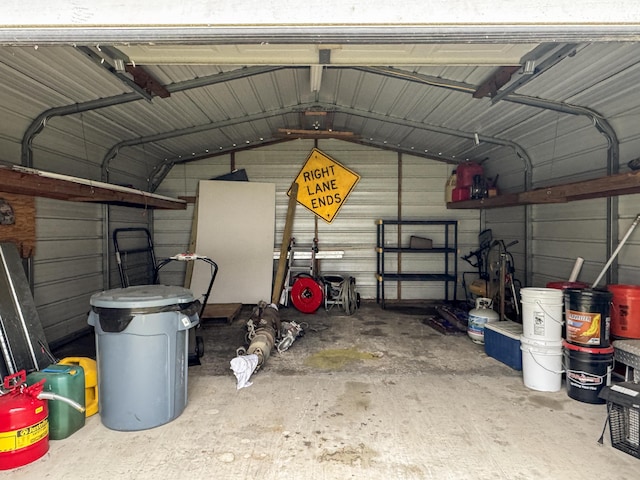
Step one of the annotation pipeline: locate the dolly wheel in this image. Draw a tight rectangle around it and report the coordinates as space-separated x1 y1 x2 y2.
195 335 205 358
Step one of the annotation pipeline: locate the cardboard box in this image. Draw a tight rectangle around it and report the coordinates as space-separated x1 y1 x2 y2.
409 236 433 249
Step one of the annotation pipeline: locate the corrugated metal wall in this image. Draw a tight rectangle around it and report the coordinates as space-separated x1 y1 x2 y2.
32 199 153 345
154 140 481 301
618 196 640 284
33 198 103 345
530 200 609 286
481 56 640 291
483 114 612 289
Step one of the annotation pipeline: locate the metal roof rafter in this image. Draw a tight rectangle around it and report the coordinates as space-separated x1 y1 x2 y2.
20 65 286 167
106 101 530 189
356 62 619 189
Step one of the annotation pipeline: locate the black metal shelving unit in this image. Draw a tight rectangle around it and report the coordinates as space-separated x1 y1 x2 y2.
376 219 458 308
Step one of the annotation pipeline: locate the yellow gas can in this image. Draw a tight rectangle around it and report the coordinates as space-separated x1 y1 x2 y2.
58 357 98 417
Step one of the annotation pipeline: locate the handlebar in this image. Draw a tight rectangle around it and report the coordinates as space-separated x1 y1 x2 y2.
462 238 519 265
490 239 519 249
462 244 489 261
170 252 207 261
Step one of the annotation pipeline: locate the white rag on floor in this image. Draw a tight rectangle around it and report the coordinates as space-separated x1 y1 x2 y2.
230 354 259 389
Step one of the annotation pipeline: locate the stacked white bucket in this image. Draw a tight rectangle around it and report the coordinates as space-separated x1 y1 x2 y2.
519 288 564 391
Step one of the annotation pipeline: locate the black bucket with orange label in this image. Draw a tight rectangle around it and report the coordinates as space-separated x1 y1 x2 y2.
564 288 612 348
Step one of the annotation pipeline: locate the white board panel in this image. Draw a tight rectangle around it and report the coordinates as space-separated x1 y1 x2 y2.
190 180 275 304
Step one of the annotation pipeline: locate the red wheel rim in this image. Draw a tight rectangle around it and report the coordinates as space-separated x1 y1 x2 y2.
290 276 323 313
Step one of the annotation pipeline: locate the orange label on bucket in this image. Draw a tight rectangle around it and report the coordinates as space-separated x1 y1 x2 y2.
566 310 602 345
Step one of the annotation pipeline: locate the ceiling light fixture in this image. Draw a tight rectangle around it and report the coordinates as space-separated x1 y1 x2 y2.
523 59 536 75
113 58 125 72
310 65 323 92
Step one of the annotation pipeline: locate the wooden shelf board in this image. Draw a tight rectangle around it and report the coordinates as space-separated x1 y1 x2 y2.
0 165 186 210
447 170 640 209
446 193 522 209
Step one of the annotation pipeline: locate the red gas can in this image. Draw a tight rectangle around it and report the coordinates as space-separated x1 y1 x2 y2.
456 162 484 188
0 371 49 470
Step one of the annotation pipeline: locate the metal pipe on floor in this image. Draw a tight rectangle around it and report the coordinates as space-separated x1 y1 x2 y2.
242 302 281 371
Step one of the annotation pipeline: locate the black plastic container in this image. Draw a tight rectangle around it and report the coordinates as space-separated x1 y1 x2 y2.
563 340 613 404
564 288 612 347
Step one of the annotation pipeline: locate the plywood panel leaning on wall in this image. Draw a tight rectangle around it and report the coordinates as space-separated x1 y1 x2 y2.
190 181 276 305
0 193 36 257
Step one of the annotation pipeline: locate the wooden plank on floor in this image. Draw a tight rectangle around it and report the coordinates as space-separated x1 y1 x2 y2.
200 303 242 324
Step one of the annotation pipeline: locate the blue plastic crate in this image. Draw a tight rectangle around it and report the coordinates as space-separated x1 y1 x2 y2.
484 321 523 370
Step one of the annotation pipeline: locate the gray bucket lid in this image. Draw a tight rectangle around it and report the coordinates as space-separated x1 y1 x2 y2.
90 285 195 309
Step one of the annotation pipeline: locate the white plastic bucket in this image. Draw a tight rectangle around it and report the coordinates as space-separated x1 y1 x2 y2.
520 335 563 392
520 287 563 342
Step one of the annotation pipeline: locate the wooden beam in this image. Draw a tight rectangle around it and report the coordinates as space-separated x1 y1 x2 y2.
0 193 35 257
0 165 186 210
473 66 522 99
446 193 523 209
521 170 640 203
272 182 298 305
184 192 200 289
125 65 171 98
276 128 356 139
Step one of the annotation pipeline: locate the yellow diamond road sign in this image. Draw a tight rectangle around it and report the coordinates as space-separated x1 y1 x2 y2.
289 148 360 223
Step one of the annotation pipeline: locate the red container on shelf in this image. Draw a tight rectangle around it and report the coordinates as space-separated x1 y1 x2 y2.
456 162 484 188
451 186 470 202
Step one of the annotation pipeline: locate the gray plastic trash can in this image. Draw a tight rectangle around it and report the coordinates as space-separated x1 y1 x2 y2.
88 285 200 431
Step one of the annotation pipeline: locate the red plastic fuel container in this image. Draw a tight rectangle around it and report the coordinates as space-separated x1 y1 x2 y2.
0 371 49 470
456 162 483 189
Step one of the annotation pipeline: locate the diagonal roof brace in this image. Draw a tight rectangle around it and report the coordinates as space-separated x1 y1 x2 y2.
351 66 476 94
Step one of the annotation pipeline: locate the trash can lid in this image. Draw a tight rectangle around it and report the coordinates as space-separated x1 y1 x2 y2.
90 285 196 309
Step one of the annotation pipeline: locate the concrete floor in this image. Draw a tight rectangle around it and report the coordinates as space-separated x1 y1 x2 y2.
6 302 639 479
